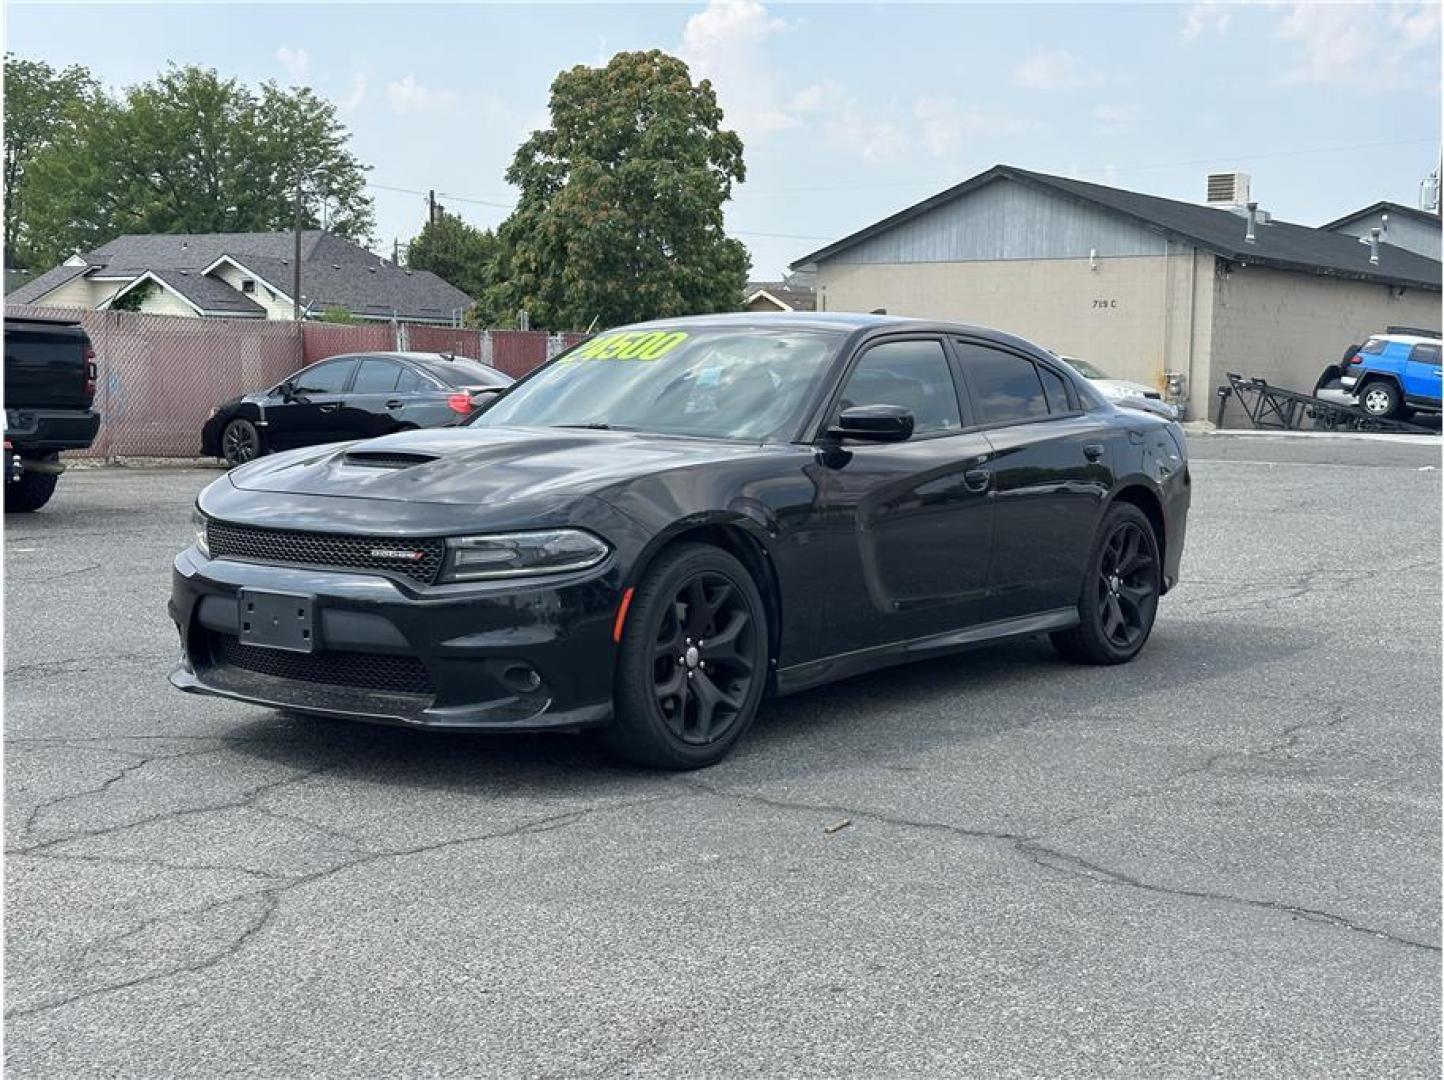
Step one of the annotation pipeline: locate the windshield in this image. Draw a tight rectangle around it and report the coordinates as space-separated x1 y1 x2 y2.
1063 356 1110 380
473 326 843 441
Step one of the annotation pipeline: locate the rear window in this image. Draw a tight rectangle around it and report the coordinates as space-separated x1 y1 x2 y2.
416 358 512 388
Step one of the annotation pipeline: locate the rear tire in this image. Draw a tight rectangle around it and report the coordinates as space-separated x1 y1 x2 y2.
606 543 769 770
1050 503 1161 665
1359 380 1401 419
4 459 59 513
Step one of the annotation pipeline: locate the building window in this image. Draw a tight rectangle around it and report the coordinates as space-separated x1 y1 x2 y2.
240 278 256 294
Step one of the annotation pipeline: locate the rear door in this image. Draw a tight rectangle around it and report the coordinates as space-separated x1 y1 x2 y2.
341 357 408 438
1403 343 1442 405
953 339 1115 619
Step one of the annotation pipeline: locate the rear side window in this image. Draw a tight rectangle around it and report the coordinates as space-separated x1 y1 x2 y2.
1409 344 1441 365
395 368 434 393
957 344 1048 424
294 359 354 394
1037 365 1073 414
352 358 402 393
1359 338 1386 355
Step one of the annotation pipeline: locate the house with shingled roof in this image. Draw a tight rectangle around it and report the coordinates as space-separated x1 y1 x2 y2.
9 231 474 325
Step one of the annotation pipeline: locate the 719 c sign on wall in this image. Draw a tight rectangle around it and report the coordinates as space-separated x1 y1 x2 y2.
1092 299 1119 309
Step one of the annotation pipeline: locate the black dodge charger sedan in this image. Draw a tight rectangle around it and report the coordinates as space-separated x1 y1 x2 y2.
201 351 514 467
171 314 1190 768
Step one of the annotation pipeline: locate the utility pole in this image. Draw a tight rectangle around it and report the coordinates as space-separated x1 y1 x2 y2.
392 237 400 265
428 189 437 225
292 171 303 321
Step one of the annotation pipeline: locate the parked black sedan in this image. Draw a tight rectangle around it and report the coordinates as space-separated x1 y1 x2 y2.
201 351 513 467
172 314 1190 768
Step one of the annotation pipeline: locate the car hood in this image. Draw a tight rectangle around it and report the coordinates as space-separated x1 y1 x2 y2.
227 425 787 506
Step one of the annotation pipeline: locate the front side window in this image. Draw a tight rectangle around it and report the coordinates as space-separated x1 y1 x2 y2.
293 359 354 394
958 345 1048 424
836 339 961 436
476 326 842 441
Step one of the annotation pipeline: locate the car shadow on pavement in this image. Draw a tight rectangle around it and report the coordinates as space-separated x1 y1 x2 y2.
215 617 1317 792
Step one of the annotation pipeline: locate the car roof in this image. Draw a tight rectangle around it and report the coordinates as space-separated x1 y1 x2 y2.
1369 334 1441 346
607 311 1057 353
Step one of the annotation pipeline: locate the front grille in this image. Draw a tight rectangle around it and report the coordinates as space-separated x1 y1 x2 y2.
211 634 434 696
207 521 445 584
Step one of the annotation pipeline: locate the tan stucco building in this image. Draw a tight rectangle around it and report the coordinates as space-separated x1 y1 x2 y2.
792 166 1442 420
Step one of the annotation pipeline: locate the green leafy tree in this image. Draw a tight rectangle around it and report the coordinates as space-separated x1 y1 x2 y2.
319 305 360 324
484 50 750 330
405 211 497 299
22 64 374 266
3 55 102 266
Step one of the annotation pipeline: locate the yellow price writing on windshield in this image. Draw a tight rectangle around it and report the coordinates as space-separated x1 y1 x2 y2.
565 330 689 361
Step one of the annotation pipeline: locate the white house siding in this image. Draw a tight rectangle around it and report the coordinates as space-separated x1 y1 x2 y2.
135 284 197 318
34 275 115 309
1207 264 1441 421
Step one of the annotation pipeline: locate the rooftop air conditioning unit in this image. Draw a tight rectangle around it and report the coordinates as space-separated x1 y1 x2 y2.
1206 171 1251 206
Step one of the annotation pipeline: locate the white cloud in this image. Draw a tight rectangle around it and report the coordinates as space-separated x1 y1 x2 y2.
1181 1 1230 41
1275 1 1441 86
338 72 368 111
914 96 1037 157
1090 103 1136 134
825 107 909 164
788 80 846 115
678 0 798 139
385 75 458 114
276 46 310 83
1013 47 1100 90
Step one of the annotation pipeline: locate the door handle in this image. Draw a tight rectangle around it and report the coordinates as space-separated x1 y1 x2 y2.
385 399 404 409
963 467 991 493
319 403 341 413
1083 443 1105 462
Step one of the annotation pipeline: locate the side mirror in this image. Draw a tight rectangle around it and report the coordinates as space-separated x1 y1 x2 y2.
828 404 914 443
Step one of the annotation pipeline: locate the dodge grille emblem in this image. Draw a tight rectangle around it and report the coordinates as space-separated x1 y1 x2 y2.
369 548 425 561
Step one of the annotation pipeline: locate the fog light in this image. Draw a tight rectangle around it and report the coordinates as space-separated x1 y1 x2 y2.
500 663 543 694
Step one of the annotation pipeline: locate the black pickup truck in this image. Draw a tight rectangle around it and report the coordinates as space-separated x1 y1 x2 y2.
4 317 101 512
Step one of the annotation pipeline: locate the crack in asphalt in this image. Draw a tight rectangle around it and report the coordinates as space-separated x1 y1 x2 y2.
3 796 676 1022
4 651 172 682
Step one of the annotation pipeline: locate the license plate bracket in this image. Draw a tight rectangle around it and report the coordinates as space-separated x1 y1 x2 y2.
238 589 315 652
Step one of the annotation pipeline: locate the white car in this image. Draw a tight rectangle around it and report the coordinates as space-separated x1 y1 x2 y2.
1057 356 1177 417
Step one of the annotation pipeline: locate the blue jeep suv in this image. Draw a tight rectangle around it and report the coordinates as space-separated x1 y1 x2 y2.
1341 333 1443 419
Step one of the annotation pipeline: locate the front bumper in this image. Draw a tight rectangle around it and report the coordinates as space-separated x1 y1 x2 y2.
168 547 619 730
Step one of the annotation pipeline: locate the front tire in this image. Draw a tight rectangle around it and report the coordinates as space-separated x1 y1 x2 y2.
222 418 263 468
607 543 769 769
1051 503 1161 665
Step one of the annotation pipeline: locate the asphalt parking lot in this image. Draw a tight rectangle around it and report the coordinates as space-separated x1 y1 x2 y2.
5 432 1441 1078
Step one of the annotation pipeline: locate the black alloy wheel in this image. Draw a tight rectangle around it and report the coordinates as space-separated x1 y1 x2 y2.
222 419 262 467
609 543 769 769
1051 502 1160 664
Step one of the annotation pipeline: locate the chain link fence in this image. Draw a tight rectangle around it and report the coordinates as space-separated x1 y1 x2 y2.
6 305 593 457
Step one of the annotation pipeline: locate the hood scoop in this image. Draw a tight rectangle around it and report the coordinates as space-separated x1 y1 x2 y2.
342 450 439 470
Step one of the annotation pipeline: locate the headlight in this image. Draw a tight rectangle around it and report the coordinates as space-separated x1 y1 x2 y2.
192 506 210 557
441 529 609 582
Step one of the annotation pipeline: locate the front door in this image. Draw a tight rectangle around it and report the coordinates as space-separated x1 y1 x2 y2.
265 357 357 449
816 337 995 653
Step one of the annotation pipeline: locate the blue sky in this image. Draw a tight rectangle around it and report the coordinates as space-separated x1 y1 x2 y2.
8 1 1441 278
